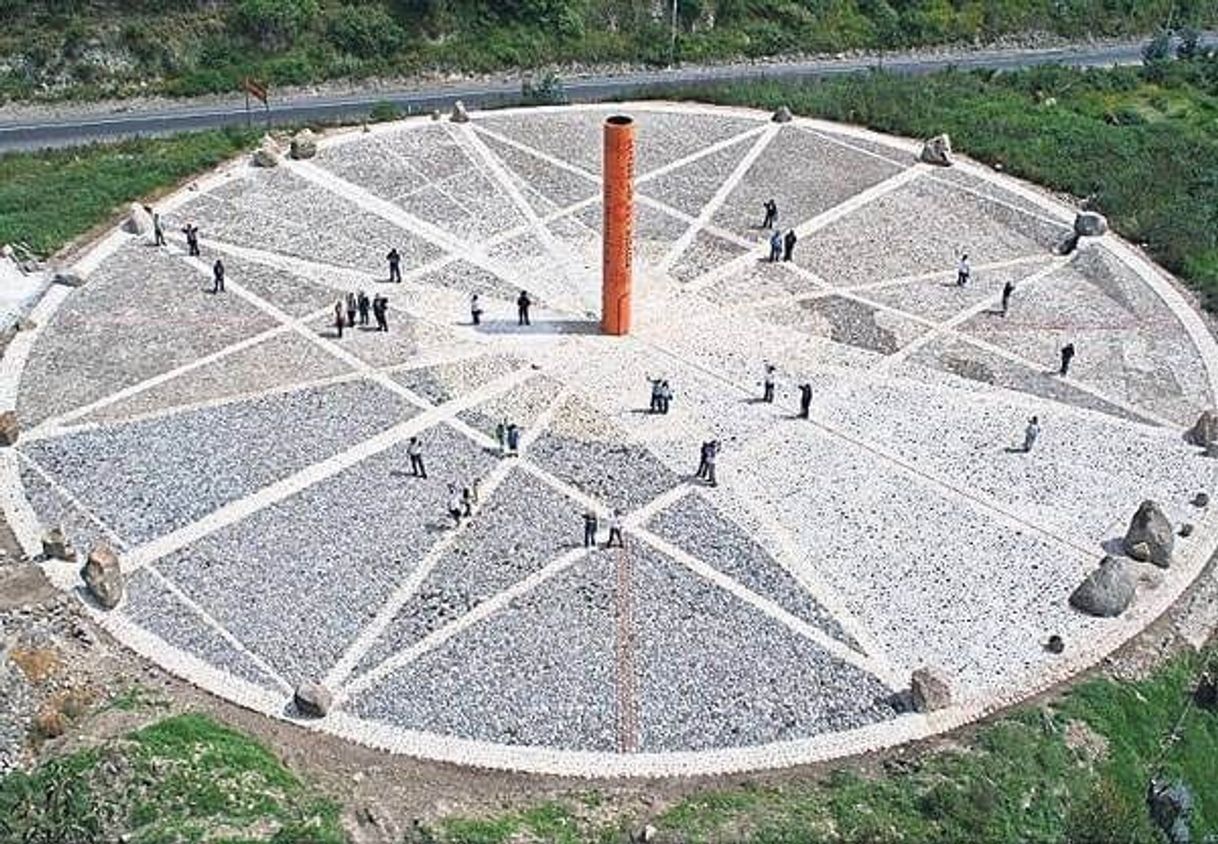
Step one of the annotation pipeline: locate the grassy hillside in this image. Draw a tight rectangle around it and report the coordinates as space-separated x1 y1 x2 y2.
0 0 1215 103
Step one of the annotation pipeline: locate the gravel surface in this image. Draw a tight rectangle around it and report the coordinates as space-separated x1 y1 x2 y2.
156 424 495 684
22 380 416 545
473 131 599 210
641 136 760 218
630 542 898 752
122 568 282 691
863 256 1057 323
647 491 858 649
18 465 115 557
348 552 616 751
759 295 929 354
529 398 683 512
669 232 749 285
81 331 354 426
0 639 36 775
17 242 276 427
412 259 524 306
393 354 525 406
305 309 455 369
458 375 563 439
352 467 585 678
701 260 822 306
214 253 341 318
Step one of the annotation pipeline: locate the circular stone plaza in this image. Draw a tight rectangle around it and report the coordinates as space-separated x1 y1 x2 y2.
1 102 1216 778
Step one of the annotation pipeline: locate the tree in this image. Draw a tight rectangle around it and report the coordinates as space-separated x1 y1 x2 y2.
231 0 320 51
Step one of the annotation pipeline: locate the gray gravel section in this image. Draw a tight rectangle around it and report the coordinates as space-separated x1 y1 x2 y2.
123 568 282 690
640 137 757 217
631 544 898 752
474 131 599 212
219 253 342 317
760 295 928 354
392 354 525 406
157 424 496 683
22 380 416 545
670 232 749 286
347 551 616 752
16 242 276 427
352 467 585 677
647 492 858 649
529 399 682 512
18 464 115 558
458 375 563 439
412 259 522 306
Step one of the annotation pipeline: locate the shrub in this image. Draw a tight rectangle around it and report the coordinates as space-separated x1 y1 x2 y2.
231 0 320 51
369 99 401 122
325 4 405 58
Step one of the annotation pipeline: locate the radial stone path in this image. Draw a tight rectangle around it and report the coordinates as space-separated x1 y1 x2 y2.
4 103 1218 778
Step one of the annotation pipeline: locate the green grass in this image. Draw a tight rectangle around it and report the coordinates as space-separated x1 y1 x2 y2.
0 128 258 257
0 1 1214 104
661 55 1218 310
429 649 1218 843
0 713 343 844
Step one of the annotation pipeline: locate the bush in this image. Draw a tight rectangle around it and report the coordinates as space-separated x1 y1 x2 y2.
325 4 405 58
369 99 401 122
1178 26 1203 61
231 0 320 51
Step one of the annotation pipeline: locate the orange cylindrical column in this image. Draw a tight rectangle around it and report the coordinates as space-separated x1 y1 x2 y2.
602 115 635 336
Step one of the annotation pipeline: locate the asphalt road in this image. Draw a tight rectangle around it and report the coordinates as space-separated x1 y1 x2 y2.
0 34 1200 152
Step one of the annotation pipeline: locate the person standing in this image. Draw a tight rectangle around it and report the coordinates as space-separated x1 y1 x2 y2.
462 484 477 517
506 423 521 456
1001 279 1015 317
346 292 357 330
357 290 370 327
695 441 710 480
182 223 200 257
769 230 783 263
470 293 483 326
956 252 971 287
408 436 426 478
659 380 673 415
212 259 225 294
447 485 464 528
334 299 346 339
582 509 598 548
648 377 663 413
762 363 776 404
782 229 798 262
495 420 507 456
605 509 625 548
373 295 389 332
153 212 166 247
798 383 812 419
762 199 778 230
387 248 402 283
1023 416 1040 453
703 440 719 487
517 290 532 326
1059 343 1076 376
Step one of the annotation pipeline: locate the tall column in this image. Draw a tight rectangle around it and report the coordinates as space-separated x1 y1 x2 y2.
602 115 635 336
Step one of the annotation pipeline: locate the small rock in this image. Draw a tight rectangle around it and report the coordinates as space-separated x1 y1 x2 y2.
1193 492 1209 508
81 544 123 609
252 134 282 168
1180 523 1195 538
0 410 18 446
122 203 154 236
1185 410 1218 448
294 681 332 717
771 106 793 123
289 129 318 160
1046 634 1065 654
1147 777 1193 844
41 527 74 562
632 824 658 843
1195 671 1217 711
920 134 954 166
1069 556 1135 617
1123 500 1174 568
1074 211 1108 237
52 270 85 288
910 667 952 712
430 109 442 121
450 101 470 123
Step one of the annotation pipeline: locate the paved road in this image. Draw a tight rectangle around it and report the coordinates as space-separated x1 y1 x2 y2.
0 34 1201 152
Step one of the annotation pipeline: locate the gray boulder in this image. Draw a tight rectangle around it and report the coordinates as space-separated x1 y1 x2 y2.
1186 410 1218 447
1069 556 1135 617
450 100 470 124
772 106 793 124
122 203 154 236
42 527 74 562
52 270 85 288
1074 211 1108 237
294 681 332 717
82 544 123 609
1147 777 1193 844
910 667 952 712
920 134 954 166
1124 500 1174 568
289 129 318 160
252 134 282 168
0 410 17 446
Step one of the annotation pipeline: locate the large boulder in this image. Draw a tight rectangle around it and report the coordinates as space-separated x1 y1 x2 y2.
1123 500 1174 568
252 134 282 168
0 410 17 446
294 681 332 717
920 134 954 166
82 544 123 609
771 106 793 124
1069 556 1135 617
910 667 952 713
450 100 470 124
1074 211 1108 237
289 129 318 160
1186 410 1218 448
122 203 154 236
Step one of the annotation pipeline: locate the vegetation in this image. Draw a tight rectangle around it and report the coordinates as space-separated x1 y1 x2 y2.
0 713 343 843
0 128 258 257
1 1 1216 103
667 51 1218 310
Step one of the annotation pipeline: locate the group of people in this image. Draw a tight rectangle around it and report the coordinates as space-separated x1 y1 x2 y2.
647 377 674 414
761 199 799 263
494 420 523 456
583 508 625 549
334 290 390 336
